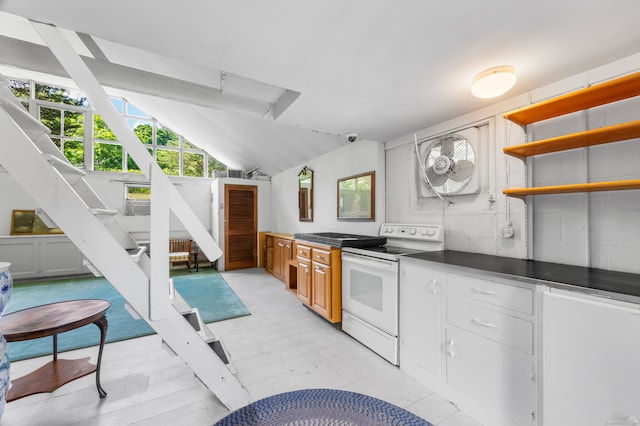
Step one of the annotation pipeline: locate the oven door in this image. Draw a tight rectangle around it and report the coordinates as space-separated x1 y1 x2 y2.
341 252 398 335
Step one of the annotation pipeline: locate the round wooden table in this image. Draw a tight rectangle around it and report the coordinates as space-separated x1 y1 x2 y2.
0 299 110 401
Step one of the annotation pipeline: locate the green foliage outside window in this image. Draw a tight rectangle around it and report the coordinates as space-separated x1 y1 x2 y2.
9 79 228 177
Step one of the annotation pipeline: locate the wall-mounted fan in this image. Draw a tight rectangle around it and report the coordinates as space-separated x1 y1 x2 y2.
417 127 480 197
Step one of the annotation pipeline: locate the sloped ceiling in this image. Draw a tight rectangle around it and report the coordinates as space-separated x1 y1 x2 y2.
1 1 640 176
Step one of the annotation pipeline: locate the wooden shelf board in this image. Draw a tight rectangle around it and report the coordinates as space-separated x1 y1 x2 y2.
504 179 640 198
504 120 640 158
504 71 640 126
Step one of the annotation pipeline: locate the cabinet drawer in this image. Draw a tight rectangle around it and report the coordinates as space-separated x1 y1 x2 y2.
311 248 331 265
447 298 533 354
296 245 311 260
448 274 533 314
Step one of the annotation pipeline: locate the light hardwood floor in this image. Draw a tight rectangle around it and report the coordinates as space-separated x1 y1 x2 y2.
1 268 482 426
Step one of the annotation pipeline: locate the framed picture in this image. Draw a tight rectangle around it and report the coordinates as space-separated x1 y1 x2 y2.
337 171 375 221
10 210 63 235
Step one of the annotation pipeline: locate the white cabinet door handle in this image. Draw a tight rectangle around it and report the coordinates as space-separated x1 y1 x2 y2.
472 318 497 328
446 339 456 357
471 287 497 295
277 243 284 247
427 278 440 295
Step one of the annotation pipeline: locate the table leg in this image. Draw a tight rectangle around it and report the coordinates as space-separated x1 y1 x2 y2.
52 334 58 361
93 315 108 398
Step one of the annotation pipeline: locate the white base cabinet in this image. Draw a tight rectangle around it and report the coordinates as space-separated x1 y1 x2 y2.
400 257 539 426
543 290 640 426
0 236 87 280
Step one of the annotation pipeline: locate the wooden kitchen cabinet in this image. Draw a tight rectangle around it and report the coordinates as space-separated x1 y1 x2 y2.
264 233 294 283
295 240 342 323
543 289 640 425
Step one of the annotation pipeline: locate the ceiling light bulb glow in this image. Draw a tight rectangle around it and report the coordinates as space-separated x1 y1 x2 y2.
471 65 517 99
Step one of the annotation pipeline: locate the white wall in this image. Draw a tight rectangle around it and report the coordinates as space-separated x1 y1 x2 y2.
386 52 640 274
0 170 213 240
211 177 271 271
270 139 386 236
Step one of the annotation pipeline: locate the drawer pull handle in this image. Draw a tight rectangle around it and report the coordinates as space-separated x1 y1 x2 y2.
471 287 497 295
314 268 325 274
428 278 440 295
472 318 497 328
446 339 456 357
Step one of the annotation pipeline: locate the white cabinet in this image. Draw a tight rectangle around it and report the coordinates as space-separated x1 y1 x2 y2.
399 259 539 426
445 273 537 426
399 258 445 381
543 290 640 426
0 236 86 279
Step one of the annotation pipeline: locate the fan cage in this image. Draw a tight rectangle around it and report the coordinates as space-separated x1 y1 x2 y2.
422 134 476 195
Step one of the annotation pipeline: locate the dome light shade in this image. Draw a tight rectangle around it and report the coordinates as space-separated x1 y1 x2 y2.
471 65 517 98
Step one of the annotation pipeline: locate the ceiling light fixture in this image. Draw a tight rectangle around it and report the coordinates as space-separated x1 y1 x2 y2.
471 65 517 99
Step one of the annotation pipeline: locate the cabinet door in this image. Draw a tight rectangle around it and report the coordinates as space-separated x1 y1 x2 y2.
543 291 640 425
296 260 311 305
312 261 331 319
265 236 274 273
273 238 285 279
399 260 445 380
446 326 536 426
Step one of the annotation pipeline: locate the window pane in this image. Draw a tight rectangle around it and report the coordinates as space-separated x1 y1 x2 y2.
208 155 227 177
183 152 204 177
156 149 179 175
183 138 197 149
111 98 123 113
39 107 61 135
126 186 151 200
50 137 61 150
132 121 153 144
9 80 29 99
126 148 153 174
126 103 150 118
35 83 86 106
64 110 84 138
94 142 123 172
157 125 179 147
94 114 117 141
63 139 84 167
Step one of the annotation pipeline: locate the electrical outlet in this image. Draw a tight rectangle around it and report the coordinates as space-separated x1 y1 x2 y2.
500 224 515 238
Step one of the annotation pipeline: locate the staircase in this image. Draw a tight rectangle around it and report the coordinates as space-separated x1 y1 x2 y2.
0 24 249 411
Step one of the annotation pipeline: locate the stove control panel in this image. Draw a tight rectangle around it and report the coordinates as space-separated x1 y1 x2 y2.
380 223 443 242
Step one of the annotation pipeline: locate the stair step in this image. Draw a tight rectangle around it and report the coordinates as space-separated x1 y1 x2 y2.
126 246 147 263
43 153 86 183
0 93 50 141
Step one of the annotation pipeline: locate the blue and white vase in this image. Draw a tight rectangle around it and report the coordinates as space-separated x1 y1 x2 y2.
0 262 11 419
0 262 12 316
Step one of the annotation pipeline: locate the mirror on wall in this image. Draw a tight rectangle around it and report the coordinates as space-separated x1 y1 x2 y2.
298 166 313 222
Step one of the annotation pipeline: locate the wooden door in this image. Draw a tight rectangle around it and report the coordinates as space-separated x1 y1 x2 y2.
224 184 257 270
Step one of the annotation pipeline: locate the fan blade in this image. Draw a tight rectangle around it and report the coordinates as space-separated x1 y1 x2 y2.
425 166 449 187
440 137 456 157
448 160 474 182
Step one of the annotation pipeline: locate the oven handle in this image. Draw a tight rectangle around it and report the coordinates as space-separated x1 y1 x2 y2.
342 253 398 271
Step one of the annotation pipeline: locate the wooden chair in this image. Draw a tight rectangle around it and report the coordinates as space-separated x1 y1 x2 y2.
169 239 194 272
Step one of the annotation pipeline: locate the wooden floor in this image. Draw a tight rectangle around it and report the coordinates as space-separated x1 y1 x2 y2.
1 268 482 425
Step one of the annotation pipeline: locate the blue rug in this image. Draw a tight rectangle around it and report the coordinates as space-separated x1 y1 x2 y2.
215 388 433 425
3 270 250 361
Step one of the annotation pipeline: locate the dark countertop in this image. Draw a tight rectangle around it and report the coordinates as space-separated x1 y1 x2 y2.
404 250 640 303
293 232 386 248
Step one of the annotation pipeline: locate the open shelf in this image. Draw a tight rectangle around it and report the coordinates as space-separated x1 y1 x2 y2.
503 71 640 126
503 120 640 159
503 179 640 198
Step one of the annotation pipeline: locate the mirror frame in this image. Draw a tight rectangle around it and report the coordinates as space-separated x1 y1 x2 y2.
337 171 375 221
298 167 314 222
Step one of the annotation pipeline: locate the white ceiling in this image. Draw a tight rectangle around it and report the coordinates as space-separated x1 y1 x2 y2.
1 0 640 176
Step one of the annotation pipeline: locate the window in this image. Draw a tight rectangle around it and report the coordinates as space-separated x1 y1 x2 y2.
8 78 227 178
124 185 151 216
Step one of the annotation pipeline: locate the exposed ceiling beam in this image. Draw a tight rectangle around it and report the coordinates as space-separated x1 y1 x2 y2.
0 34 273 117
